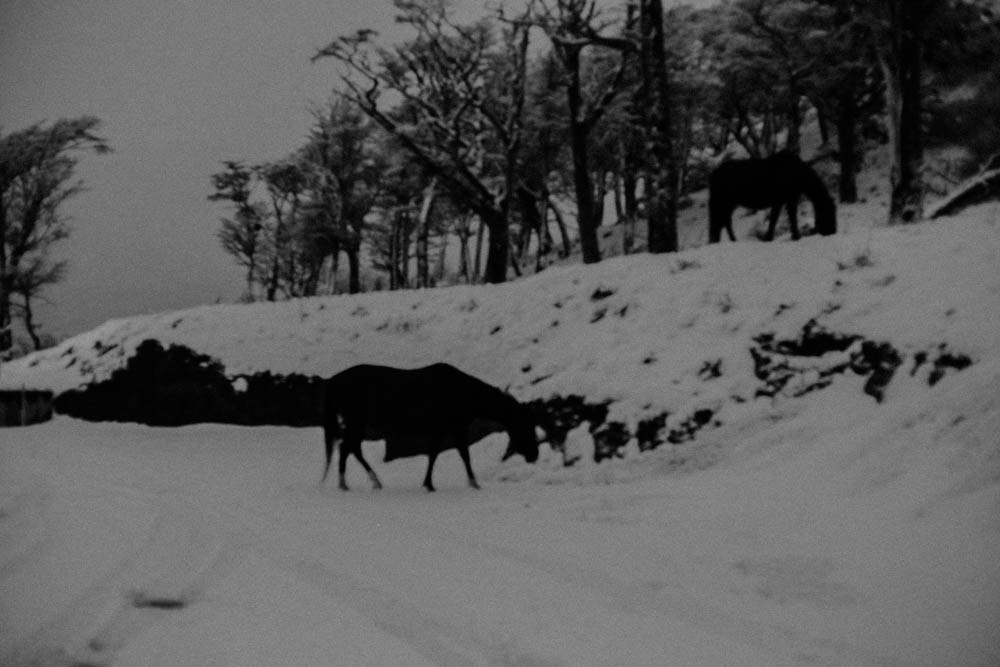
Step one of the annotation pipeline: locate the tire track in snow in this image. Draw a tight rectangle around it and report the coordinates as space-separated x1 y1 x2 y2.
283 554 558 667
231 504 564 667
0 483 54 595
4 498 249 667
324 493 913 667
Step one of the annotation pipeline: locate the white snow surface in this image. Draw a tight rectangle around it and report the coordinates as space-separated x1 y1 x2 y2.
2 203 999 665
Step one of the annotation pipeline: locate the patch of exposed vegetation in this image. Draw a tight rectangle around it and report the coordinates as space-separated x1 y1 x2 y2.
55 340 324 426
751 319 969 403
590 286 616 302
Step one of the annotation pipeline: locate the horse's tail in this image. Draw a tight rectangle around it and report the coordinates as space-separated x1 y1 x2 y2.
321 379 342 483
800 162 837 236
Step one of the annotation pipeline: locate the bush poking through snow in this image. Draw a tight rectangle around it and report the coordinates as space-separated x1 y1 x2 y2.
55 340 325 426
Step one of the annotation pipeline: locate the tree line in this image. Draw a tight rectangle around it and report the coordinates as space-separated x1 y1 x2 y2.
2 0 997 351
207 0 998 301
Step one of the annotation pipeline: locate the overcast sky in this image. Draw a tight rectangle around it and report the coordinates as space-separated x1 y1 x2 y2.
1 0 710 339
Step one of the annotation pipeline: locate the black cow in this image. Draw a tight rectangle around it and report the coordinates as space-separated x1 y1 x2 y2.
321 363 540 491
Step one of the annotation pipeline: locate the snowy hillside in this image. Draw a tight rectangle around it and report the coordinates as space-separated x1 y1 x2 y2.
2 203 999 665
3 202 999 436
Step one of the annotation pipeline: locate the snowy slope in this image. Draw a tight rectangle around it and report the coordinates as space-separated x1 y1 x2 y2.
3 203 999 430
1 203 999 666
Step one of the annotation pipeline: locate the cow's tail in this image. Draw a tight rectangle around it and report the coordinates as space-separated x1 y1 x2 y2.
321 380 341 483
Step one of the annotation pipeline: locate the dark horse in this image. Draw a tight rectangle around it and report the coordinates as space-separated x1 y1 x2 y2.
321 363 540 491
708 152 836 243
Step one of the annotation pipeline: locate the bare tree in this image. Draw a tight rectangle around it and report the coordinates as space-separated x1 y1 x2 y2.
0 117 109 351
313 0 530 284
13 255 66 350
256 160 308 300
865 0 928 223
528 0 634 264
637 0 679 253
209 160 267 300
302 98 382 294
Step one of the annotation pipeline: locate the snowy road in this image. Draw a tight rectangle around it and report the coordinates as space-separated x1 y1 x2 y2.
3 368 999 667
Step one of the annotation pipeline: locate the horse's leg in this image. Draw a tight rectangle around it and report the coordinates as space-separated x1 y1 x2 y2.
321 423 336 484
787 199 800 240
423 451 439 492
352 448 383 490
458 445 480 490
338 437 355 491
765 204 781 241
708 193 735 243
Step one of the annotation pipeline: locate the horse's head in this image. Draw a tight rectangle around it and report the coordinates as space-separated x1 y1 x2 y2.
502 417 539 463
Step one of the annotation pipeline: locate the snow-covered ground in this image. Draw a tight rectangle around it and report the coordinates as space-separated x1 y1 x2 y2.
2 201 999 665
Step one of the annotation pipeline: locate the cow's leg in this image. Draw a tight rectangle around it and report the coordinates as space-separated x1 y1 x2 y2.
787 199 800 240
353 449 383 490
423 451 439 492
458 445 480 489
765 204 781 241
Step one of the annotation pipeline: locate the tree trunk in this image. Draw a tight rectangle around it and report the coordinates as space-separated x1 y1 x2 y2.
330 243 340 294
564 46 601 264
474 215 485 282
623 169 638 220
786 98 802 155
0 189 10 352
878 0 924 224
416 179 437 288
517 185 543 261
388 217 398 290
640 0 679 254
434 237 447 286
390 210 410 290
0 276 13 353
21 293 41 350
265 243 281 301
613 171 624 222
622 165 637 254
482 209 509 284
836 99 859 203
346 242 361 294
457 215 472 283
593 171 607 230
548 198 572 258
818 110 831 146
